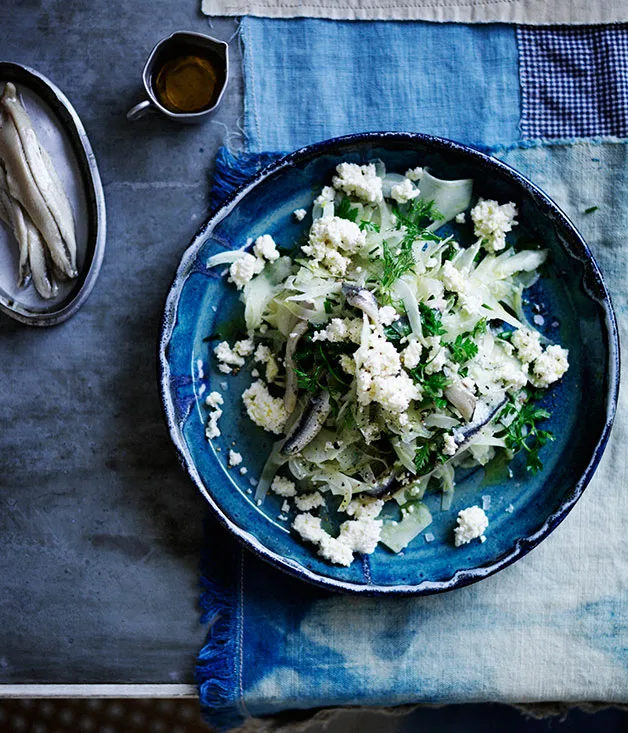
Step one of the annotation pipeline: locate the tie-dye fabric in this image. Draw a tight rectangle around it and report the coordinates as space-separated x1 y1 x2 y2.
197 18 628 730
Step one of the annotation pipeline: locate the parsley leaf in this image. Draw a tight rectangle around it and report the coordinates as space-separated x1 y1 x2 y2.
448 334 479 365
406 198 444 228
421 372 450 398
295 364 324 392
584 205 599 214
472 317 488 337
418 302 447 336
414 434 447 474
383 318 412 344
499 397 554 474
335 197 358 222
359 220 380 233
408 368 450 401
414 443 433 473
294 336 353 393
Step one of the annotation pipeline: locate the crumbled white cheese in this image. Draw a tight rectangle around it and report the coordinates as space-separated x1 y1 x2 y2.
234 338 255 357
378 305 400 326
441 260 466 294
332 162 383 203
253 344 270 363
281 500 291 513
455 212 466 224
253 234 280 262
205 408 223 440
454 506 489 547
424 532 435 543
338 516 382 554
405 166 424 182
471 198 518 253
205 391 224 409
442 434 458 456
402 339 422 369
369 371 421 413
292 511 382 566
239 467 248 475
511 328 543 364
293 208 307 221
531 344 569 388
228 253 264 289
390 177 420 204
242 380 289 434
251 368 260 378
533 314 545 326
497 358 529 393
254 343 280 383
360 332 401 378
271 475 297 497
294 492 325 512
228 450 242 467
303 216 366 276
314 185 336 205
345 497 384 520
505 503 515 514
214 341 246 373
482 495 492 511
356 331 421 413
424 337 448 375
312 317 348 343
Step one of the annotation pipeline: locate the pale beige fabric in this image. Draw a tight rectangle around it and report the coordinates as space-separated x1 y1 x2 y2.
201 0 628 24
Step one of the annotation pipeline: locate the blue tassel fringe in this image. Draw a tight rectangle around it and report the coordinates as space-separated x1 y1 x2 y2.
210 147 284 213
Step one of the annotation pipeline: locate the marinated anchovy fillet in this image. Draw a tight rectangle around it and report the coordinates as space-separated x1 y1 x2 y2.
206 161 570 565
0 164 30 287
0 82 77 294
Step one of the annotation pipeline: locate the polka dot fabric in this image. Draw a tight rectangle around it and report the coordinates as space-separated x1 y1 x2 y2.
0 699 214 733
517 25 628 139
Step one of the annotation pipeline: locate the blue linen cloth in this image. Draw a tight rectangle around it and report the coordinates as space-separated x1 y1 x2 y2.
197 18 628 730
240 19 521 152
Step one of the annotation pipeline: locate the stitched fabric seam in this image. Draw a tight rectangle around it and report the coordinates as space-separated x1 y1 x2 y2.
225 0 518 8
241 20 262 152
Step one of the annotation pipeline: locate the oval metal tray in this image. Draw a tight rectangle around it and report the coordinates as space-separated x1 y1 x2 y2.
0 62 106 326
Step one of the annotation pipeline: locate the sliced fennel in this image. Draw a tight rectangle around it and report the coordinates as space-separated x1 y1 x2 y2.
205 159 570 567
380 502 433 553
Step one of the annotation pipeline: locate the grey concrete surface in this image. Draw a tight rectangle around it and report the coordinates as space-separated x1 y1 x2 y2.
0 1 242 683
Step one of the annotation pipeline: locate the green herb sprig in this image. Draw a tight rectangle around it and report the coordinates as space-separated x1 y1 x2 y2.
418 302 447 336
499 396 554 473
448 334 479 365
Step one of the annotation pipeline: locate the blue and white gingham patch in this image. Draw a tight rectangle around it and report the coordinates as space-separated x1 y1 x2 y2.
518 25 628 139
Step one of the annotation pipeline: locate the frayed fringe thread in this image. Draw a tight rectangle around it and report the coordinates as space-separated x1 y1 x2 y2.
210 147 283 212
196 516 244 731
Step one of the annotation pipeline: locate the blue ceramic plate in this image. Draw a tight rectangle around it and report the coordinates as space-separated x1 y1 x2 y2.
159 132 619 595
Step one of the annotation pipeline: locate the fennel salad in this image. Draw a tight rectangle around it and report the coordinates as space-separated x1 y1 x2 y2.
204 161 569 567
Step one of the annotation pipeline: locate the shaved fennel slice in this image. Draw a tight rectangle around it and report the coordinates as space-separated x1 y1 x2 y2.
392 437 417 474
254 440 289 502
243 257 293 331
380 502 432 553
393 279 422 340
417 170 473 230
206 249 248 268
